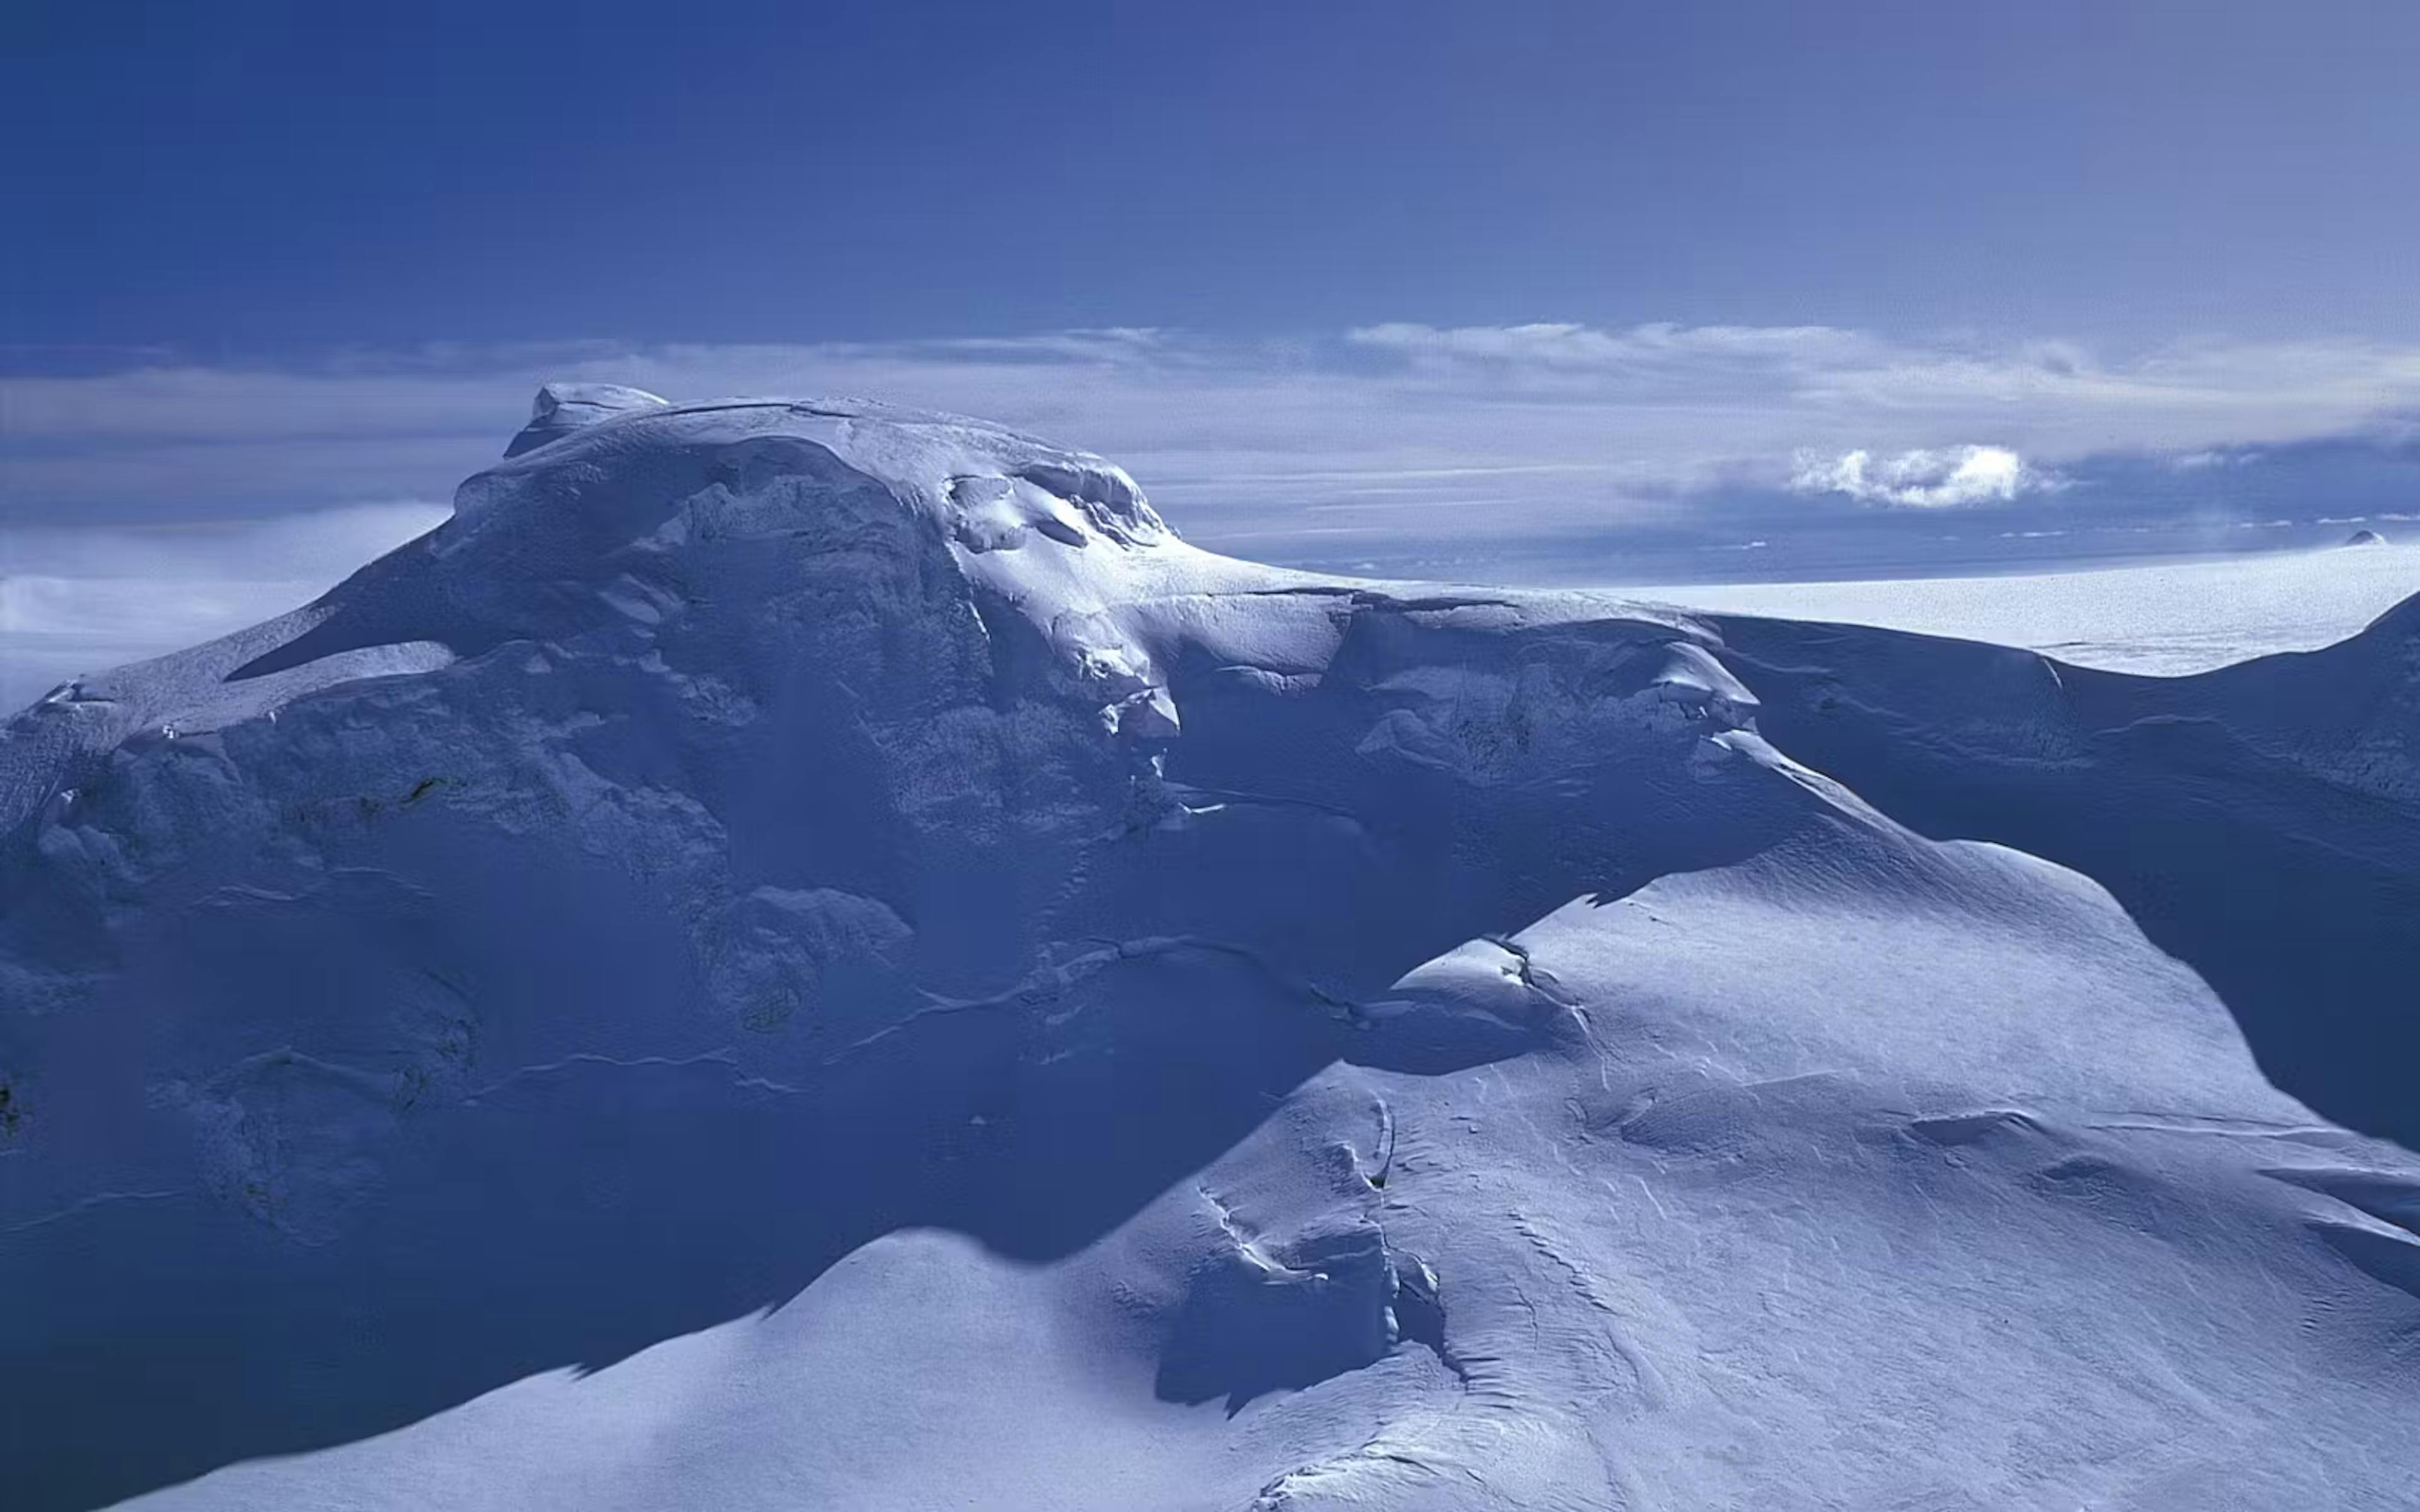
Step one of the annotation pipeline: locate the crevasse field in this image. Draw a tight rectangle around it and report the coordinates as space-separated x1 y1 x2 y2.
5 389 2418 1511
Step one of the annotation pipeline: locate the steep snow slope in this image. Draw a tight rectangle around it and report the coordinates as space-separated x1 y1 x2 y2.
4 396 2417 1511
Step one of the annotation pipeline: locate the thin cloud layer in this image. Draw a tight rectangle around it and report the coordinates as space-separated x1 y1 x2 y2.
5 323 2420 701
11 323 2420 536
0 503 446 707
1344 321 1882 378
9 326 2420 510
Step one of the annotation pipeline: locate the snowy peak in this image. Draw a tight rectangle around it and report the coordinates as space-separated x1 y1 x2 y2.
476 391 1166 546
213 396 1204 721
480 386 1180 634
451 395 1176 602
0 394 1218 832
502 382 668 457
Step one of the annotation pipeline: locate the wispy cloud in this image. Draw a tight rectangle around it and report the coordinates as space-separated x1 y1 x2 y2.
1344 321 1883 381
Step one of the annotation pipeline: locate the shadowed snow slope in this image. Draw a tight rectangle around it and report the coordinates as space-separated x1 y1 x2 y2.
3 397 2417 1511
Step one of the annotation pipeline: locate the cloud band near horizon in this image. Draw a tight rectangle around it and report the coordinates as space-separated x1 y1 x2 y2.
5 321 2419 703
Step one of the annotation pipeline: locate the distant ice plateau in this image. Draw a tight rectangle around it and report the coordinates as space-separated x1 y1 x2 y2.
4 391 2417 1511
1634 534 2420 676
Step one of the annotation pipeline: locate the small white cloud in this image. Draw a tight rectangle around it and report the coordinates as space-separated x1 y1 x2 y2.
2167 449 2259 472
1789 444 2045 508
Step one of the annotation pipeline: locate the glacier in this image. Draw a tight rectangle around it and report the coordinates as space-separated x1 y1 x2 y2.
3 392 2417 1510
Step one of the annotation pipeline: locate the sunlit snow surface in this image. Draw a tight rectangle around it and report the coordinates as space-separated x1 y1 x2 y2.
1638 539 2420 675
4 396 2417 1511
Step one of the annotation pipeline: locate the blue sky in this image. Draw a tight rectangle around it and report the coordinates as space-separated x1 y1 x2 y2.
12 1 2420 348
6 0 2420 697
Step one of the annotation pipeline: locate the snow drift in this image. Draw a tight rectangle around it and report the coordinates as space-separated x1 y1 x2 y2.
3 395 2417 1511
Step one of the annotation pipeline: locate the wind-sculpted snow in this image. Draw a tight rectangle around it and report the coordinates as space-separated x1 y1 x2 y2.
3 397 2417 1510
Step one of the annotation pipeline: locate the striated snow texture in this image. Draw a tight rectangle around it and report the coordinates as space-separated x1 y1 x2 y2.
4 395 2419 1511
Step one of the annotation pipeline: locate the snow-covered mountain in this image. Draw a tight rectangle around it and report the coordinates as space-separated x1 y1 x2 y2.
5 391 2417 1510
